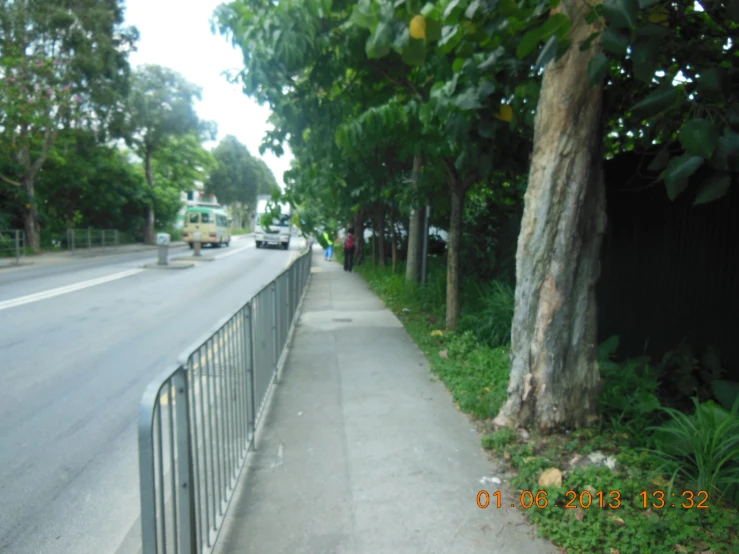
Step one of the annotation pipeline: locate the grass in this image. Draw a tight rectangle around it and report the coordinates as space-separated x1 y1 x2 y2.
231 227 252 235
354 260 739 554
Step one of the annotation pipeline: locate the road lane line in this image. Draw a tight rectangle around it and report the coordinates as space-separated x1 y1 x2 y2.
211 243 254 261
0 268 145 311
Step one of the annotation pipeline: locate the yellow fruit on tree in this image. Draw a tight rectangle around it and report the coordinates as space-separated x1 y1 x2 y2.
496 104 513 122
410 15 426 39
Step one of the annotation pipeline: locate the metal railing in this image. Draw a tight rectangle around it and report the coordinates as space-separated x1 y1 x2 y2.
67 228 127 253
138 249 313 554
0 229 25 264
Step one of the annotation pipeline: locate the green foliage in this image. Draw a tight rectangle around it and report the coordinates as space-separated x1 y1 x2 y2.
649 396 739 503
481 427 516 452
460 280 515 349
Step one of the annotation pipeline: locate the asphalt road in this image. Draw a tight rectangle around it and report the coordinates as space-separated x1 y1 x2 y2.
0 235 303 554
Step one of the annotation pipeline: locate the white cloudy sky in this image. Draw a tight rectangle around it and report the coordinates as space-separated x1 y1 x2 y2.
123 0 294 188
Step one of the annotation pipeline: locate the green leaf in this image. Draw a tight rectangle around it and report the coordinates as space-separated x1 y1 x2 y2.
679 118 720 159
478 120 495 139
711 380 739 411
350 5 375 29
426 18 442 41
421 2 438 17
538 13 571 39
588 53 609 86
478 80 495 99
602 0 638 30
694 172 731 206
498 0 519 16
630 86 680 119
631 36 659 82
402 37 427 66
419 102 434 125
579 31 601 52
366 22 393 58
647 147 670 172
478 46 506 71
709 131 739 172
697 68 730 102
465 0 481 18
455 87 482 110
661 154 703 200
601 28 630 56
638 0 660 8
452 57 466 73
438 24 463 53
443 0 463 22
535 35 558 70
517 28 543 58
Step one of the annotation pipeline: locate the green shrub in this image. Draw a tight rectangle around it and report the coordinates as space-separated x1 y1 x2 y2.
648 396 739 504
460 279 514 348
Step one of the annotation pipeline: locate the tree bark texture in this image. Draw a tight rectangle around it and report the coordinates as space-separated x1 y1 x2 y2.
390 207 398 273
377 202 386 267
405 155 423 282
22 175 40 252
144 150 156 244
494 0 607 434
446 184 465 330
354 210 364 265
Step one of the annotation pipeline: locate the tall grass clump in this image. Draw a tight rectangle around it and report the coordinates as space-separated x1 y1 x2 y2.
460 279 515 348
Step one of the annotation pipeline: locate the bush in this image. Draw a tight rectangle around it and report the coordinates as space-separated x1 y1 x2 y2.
460 279 515 348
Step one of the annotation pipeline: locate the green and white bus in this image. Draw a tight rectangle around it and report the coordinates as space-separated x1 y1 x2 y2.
182 206 232 248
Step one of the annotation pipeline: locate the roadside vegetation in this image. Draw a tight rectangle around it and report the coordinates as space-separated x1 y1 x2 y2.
248 0 739 544
0 1 277 251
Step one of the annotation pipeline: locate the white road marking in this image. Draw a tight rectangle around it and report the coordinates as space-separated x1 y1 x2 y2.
211 243 254 261
0 268 144 312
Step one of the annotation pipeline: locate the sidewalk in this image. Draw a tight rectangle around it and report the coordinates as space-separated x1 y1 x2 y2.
214 249 556 554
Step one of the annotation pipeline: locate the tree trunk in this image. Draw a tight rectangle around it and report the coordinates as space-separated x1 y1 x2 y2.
405 155 423 282
354 210 364 266
446 182 465 331
377 202 386 267
144 150 156 244
22 174 40 252
390 207 398 273
493 0 607 434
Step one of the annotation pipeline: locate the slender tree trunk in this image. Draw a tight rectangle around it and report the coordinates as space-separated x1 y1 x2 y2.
405 155 423 282
494 0 607 434
445 176 470 331
377 202 386 267
390 207 398 273
144 150 156 244
354 210 364 265
22 174 40 252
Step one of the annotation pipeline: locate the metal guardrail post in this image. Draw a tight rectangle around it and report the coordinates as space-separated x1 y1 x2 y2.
173 370 197 554
272 282 279 383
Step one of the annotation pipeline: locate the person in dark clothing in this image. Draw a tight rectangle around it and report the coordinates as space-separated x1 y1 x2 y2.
343 227 356 272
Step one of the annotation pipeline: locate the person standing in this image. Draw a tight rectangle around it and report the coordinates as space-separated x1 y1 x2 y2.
343 227 356 272
323 230 333 261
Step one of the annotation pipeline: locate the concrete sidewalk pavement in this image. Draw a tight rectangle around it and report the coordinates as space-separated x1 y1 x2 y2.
215 249 556 554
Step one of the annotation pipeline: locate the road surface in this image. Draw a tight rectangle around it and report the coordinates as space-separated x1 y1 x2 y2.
0 235 302 554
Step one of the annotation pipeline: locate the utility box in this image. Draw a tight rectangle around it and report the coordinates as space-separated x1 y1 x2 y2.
192 231 202 257
156 233 170 265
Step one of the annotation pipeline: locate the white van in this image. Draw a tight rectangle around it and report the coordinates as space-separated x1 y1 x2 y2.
183 206 231 248
254 197 292 250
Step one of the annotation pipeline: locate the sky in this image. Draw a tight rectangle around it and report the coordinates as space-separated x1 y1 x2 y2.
123 0 294 189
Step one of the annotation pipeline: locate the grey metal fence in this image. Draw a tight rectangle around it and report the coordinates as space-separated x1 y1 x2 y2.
0 229 25 264
66 228 124 253
138 249 313 554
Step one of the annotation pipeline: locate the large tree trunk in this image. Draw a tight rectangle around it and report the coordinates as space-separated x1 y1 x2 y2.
144 151 156 244
493 0 607 434
22 174 40 252
405 155 423 282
